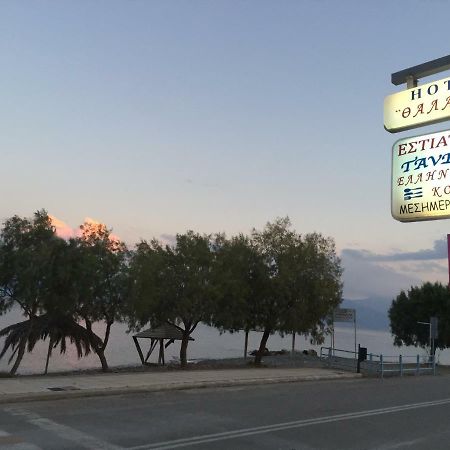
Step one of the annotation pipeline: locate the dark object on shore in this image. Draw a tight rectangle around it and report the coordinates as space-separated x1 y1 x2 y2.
249 348 288 357
302 349 318 356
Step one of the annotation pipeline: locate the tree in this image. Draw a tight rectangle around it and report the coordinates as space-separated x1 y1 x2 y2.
0 210 65 374
69 220 129 372
389 282 450 354
0 313 100 374
128 232 215 367
213 218 343 365
211 233 269 334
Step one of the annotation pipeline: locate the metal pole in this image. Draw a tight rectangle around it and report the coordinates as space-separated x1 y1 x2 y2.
416 355 420 375
406 75 418 89
380 354 384 379
244 330 249 360
429 322 432 361
418 321 431 357
399 355 403 377
332 314 335 356
291 332 295 357
354 313 357 361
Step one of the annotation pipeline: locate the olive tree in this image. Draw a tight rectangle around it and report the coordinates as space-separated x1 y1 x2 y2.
389 282 450 354
213 218 343 365
128 232 215 367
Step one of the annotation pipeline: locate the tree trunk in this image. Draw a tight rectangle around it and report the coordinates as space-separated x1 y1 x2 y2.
44 337 54 375
96 347 109 372
254 329 271 365
84 318 109 372
180 333 190 368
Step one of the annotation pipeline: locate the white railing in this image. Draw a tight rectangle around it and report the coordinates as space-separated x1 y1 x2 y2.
320 347 436 378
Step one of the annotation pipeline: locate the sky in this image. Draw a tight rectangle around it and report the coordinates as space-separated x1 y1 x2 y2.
1 0 450 302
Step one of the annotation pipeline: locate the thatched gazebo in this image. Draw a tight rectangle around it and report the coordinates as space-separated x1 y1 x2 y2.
133 323 194 365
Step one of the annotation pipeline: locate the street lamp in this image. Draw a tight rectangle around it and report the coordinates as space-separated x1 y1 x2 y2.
417 317 438 361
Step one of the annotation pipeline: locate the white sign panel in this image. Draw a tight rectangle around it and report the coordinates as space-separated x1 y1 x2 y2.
392 129 450 222
384 76 450 133
333 308 355 323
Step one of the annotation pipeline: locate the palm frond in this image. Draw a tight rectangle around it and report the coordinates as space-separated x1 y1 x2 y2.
0 314 102 364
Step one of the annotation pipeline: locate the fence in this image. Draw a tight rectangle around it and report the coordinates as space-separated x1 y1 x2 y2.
320 347 436 378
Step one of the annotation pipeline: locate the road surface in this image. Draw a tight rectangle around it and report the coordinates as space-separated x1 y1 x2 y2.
1 374 450 449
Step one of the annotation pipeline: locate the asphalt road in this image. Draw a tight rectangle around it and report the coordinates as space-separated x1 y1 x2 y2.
2 375 450 449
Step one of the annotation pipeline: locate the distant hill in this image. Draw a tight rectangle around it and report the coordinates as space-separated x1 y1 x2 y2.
340 298 392 331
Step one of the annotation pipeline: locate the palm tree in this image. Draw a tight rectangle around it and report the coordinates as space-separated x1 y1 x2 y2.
0 313 102 375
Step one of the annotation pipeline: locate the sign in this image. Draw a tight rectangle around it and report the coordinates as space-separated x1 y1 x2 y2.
333 308 355 323
391 129 450 222
384 76 450 133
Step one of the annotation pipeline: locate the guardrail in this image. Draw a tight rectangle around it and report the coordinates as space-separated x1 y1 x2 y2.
320 347 436 378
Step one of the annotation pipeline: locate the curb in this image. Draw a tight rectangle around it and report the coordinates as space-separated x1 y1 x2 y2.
0 372 361 405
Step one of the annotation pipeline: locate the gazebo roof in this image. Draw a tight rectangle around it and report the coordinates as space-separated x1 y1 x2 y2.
133 323 194 341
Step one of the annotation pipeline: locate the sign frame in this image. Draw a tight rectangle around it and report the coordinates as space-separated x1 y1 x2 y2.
384 76 450 133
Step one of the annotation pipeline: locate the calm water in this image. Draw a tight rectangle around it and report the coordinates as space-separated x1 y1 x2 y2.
0 309 446 375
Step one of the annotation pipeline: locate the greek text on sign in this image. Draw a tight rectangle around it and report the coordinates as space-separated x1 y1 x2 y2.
333 308 355 323
392 129 450 222
384 77 450 133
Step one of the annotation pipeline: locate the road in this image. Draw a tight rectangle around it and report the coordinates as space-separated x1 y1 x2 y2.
1 374 450 449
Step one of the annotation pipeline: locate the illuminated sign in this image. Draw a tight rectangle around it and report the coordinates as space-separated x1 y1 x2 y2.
384 77 450 133
392 129 450 222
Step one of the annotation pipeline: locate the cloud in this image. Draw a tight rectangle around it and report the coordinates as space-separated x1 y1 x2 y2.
341 238 450 301
49 215 77 240
49 215 120 242
341 238 448 262
160 233 177 246
341 251 421 300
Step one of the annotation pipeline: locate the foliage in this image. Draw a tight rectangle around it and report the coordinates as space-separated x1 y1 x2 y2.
128 231 215 367
0 210 66 374
211 233 268 332
67 220 129 371
389 282 450 353
0 210 343 372
0 212 128 374
213 217 343 364
0 313 101 373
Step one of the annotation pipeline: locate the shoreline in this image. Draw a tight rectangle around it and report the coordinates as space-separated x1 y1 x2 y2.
0 352 324 378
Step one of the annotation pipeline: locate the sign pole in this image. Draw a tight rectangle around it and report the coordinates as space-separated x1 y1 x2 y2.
354 311 357 359
447 234 450 289
332 312 335 356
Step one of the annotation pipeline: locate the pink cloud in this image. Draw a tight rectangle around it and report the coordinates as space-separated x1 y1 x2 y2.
49 215 121 243
83 217 121 243
49 215 78 240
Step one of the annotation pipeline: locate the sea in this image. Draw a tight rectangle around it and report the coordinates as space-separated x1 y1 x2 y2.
0 308 447 375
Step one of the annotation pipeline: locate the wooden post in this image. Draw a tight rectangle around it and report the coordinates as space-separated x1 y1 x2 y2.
145 339 158 363
158 339 165 365
133 336 145 365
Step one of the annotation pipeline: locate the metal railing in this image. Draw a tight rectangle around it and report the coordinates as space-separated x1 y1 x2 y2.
320 347 436 378
320 347 357 372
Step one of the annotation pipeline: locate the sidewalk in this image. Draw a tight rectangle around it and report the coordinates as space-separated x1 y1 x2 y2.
0 367 361 404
